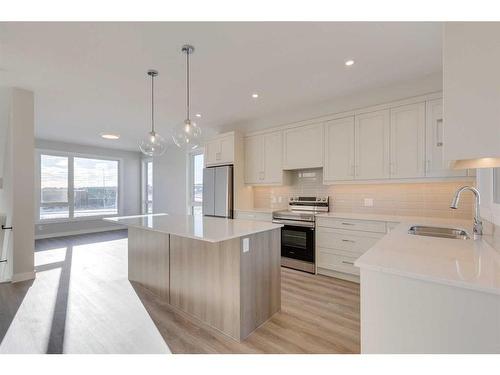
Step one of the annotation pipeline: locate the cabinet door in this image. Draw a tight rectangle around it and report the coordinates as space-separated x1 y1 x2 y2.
355 110 390 180
390 103 425 178
324 117 355 181
218 135 234 164
263 131 283 183
244 135 263 184
283 123 324 169
204 139 219 166
425 99 467 177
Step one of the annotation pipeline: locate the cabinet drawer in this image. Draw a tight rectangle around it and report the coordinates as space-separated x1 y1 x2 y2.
316 227 383 255
316 217 386 233
317 251 359 276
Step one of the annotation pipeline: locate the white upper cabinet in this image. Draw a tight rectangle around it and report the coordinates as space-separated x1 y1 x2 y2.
390 103 426 178
244 135 263 184
283 123 324 170
323 117 355 182
426 99 467 177
205 132 235 166
444 23 500 161
263 131 283 183
244 130 284 185
355 110 390 180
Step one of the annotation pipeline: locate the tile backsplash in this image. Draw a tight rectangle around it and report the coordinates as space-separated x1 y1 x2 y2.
253 168 473 219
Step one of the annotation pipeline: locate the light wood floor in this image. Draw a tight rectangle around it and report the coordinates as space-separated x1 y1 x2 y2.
0 230 360 354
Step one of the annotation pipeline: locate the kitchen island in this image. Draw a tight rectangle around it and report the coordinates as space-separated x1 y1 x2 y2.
105 213 282 341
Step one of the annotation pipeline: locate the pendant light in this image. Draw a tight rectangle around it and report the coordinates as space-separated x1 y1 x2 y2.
139 69 167 157
172 44 202 150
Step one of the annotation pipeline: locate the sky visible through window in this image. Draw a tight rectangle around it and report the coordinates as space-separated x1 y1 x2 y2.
40 154 119 219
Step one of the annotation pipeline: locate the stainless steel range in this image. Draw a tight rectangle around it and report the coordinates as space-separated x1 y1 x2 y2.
272 196 329 273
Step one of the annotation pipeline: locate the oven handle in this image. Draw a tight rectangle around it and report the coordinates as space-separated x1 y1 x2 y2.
272 219 315 228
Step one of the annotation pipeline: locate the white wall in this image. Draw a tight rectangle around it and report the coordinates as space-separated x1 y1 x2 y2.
153 146 188 215
35 139 142 238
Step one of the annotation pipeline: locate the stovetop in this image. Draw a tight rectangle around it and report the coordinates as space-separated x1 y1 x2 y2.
272 196 330 222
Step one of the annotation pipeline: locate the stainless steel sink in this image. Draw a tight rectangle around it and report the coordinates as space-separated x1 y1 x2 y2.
408 225 470 240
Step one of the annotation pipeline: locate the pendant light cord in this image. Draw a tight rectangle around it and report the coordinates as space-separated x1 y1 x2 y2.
151 73 155 133
186 50 190 121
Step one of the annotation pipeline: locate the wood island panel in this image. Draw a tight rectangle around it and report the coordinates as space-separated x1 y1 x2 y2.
240 228 281 339
169 235 241 339
128 227 170 301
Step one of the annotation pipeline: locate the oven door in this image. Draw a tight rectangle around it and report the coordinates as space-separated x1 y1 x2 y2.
280 224 315 262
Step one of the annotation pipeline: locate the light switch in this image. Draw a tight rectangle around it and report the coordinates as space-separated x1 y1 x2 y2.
242 237 250 253
364 198 374 207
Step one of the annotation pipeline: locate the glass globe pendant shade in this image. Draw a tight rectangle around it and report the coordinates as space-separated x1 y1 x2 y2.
172 119 202 151
139 131 167 157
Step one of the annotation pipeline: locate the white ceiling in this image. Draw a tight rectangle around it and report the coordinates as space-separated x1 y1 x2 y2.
0 22 443 151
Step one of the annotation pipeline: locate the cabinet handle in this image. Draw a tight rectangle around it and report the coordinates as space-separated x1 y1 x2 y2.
342 260 355 265
342 239 355 243
341 222 354 226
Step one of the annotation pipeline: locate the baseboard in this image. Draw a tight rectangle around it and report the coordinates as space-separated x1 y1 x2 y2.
35 226 125 240
11 270 36 283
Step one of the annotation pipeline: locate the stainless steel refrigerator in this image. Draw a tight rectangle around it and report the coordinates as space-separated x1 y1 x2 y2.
202 165 233 218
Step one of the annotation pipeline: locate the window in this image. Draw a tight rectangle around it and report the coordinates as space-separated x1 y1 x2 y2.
189 151 204 215
74 157 118 217
40 154 69 220
38 152 120 221
142 159 153 214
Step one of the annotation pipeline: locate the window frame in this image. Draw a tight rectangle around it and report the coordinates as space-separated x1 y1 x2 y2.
187 148 204 215
35 149 123 223
141 157 153 214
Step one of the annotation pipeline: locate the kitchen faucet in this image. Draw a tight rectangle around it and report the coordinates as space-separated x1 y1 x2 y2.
450 186 482 238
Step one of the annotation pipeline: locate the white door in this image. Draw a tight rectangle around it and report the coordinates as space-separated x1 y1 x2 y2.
244 135 263 184
283 123 324 169
390 103 426 178
263 131 283 183
355 110 390 180
324 116 355 181
425 99 467 177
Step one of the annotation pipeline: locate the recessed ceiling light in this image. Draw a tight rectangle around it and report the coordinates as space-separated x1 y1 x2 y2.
195 113 202 118
345 59 355 66
100 133 120 140
252 93 259 99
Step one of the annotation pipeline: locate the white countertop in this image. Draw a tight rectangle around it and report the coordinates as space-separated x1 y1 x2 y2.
349 214 500 296
104 213 283 243
234 208 275 214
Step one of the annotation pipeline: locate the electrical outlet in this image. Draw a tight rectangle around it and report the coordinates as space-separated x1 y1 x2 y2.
364 198 374 207
242 238 250 253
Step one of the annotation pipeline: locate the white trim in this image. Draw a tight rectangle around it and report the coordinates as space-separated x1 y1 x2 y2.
323 176 476 185
141 157 153 214
187 148 204 215
35 225 125 240
244 91 443 137
11 270 36 283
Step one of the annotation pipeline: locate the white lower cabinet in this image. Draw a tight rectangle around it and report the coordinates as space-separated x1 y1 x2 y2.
316 217 386 282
